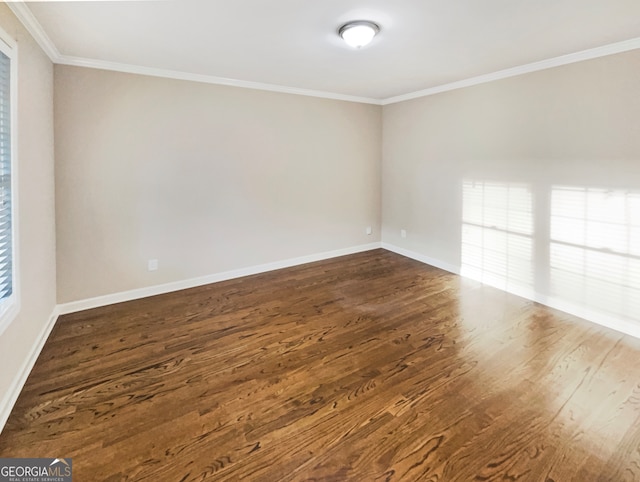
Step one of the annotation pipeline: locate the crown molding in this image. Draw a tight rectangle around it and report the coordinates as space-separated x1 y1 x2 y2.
381 37 640 105
6 1 60 62
7 1 640 106
55 55 383 105
6 0 381 104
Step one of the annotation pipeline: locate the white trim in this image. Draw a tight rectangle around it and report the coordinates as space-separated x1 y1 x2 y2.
2 243 382 434
5 2 60 62
50 36 640 105
58 243 382 314
538 296 640 340
5 0 381 104
0 26 16 52
56 38 640 106
0 302 20 338
55 55 382 105
0 307 59 434
382 37 640 105
381 243 460 275
3 243 638 433
382 242 640 340
0 26 20 338
5 1 380 104
7 1 640 105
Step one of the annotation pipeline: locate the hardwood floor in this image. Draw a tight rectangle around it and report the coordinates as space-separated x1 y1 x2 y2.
1 249 640 481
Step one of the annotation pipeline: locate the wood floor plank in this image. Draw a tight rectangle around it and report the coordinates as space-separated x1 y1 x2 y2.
1 249 640 481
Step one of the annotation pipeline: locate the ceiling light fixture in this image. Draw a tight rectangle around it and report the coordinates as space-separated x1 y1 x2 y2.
339 21 380 49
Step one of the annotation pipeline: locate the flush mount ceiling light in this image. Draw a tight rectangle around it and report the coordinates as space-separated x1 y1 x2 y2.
339 21 380 49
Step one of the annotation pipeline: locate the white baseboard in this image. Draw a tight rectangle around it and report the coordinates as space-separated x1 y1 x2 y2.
0 306 60 434
58 242 382 315
534 294 640 339
382 242 640 340
1 242 383 434
4 241 636 436
381 243 460 275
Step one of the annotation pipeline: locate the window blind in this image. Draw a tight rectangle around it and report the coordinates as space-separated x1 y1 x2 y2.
0 49 12 301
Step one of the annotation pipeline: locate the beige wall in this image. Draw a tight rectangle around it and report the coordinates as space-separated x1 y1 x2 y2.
55 66 382 303
0 5 56 416
383 49 640 330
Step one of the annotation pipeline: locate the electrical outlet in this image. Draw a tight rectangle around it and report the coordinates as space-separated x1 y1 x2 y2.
148 259 159 271
400 229 407 238
366 226 372 235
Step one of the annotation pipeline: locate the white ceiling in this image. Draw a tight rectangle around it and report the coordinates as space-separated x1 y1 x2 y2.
10 0 640 102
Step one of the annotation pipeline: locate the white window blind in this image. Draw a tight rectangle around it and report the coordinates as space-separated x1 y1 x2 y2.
0 48 12 303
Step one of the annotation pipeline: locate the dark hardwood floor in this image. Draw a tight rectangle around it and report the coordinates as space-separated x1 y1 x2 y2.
1 249 640 481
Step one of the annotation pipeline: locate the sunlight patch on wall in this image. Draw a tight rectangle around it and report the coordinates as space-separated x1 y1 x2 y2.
461 180 534 294
550 186 640 321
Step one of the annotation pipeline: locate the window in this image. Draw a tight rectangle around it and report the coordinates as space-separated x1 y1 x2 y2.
0 30 18 335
